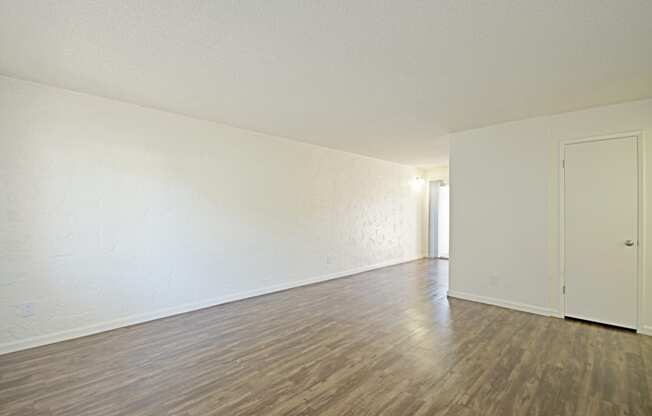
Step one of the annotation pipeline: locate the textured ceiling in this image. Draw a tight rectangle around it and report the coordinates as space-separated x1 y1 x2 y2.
1 1 651 167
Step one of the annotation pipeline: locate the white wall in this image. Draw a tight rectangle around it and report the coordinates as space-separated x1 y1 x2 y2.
0 76 425 353
424 166 449 183
449 98 652 332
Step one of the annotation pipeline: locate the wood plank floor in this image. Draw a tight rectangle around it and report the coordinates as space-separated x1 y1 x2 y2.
1 259 651 415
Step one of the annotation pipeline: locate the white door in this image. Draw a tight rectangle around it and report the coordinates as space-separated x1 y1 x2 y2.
564 136 638 329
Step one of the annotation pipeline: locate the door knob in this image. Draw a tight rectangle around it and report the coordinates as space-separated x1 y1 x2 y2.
625 240 635 246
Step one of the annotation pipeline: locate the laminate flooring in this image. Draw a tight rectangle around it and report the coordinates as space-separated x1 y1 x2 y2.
1 259 650 415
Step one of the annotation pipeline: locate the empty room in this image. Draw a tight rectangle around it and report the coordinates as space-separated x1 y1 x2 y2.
1 1 652 415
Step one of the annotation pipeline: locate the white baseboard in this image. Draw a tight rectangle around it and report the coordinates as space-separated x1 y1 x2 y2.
447 290 557 317
0 256 423 356
446 291 652 336
638 326 652 336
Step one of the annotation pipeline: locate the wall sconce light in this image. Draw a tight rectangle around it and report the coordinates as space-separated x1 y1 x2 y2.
411 176 425 191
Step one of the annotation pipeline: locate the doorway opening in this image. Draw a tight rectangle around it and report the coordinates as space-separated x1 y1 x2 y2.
428 180 449 259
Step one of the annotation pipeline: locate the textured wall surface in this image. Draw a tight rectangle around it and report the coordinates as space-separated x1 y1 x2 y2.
0 76 425 351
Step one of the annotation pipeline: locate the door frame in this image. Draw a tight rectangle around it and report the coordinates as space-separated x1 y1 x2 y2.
558 131 645 331
427 180 442 258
